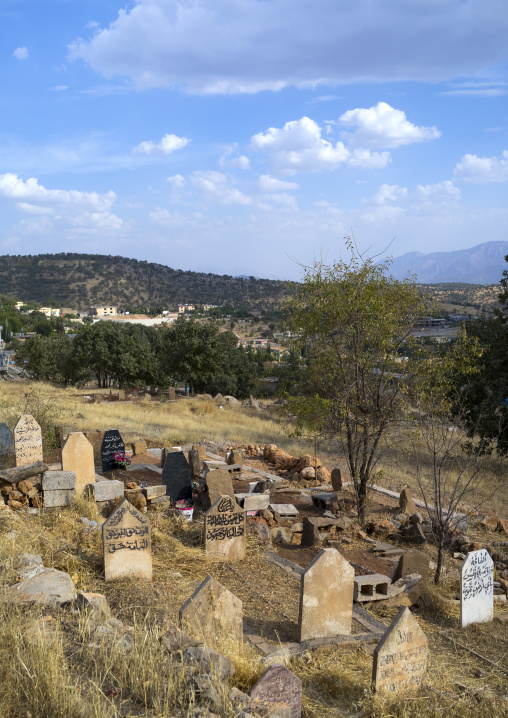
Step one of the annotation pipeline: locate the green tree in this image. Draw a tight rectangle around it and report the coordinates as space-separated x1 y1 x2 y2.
284 242 428 525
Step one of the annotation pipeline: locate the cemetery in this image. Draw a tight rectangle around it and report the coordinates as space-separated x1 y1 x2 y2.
0 390 507 718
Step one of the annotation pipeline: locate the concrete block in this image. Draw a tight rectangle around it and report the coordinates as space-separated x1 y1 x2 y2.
91 480 124 502
143 485 167 500
242 494 270 511
44 489 76 507
353 573 391 602
42 471 76 491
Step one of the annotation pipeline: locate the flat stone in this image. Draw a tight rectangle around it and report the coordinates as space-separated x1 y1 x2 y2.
14 415 42 467
4 567 76 607
460 549 494 628
203 460 228 472
250 665 302 718
298 548 354 641
206 469 235 507
300 516 323 548
76 591 110 617
62 432 95 495
162 451 192 503
188 449 201 478
372 606 428 693
103 498 152 582
242 494 270 511
143 485 167 500
91 479 124 502
101 430 125 473
42 470 76 491
269 504 298 519
44 488 76 508
179 574 243 643
396 548 430 580
227 449 243 465
205 495 246 561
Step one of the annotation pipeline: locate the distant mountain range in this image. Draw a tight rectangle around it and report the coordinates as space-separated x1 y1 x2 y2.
389 241 508 284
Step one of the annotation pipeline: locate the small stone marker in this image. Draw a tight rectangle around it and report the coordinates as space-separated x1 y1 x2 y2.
460 548 494 628
331 467 342 491
0 423 14 456
206 468 235 506
395 548 430 581
14 415 43 467
103 498 151 581
162 451 192 503
298 548 354 641
101 430 125 472
205 495 246 560
179 574 243 642
188 449 201 478
227 449 243 465
192 444 207 460
62 432 95 495
372 606 428 693
399 488 418 515
131 439 147 455
250 664 302 718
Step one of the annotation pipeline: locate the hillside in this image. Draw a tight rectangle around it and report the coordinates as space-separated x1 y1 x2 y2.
0 254 292 311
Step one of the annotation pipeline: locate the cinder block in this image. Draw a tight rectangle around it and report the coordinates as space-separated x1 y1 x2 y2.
353 573 390 602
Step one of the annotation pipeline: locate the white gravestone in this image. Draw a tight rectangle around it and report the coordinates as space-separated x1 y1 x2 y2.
103 498 152 582
460 549 494 628
14 414 43 467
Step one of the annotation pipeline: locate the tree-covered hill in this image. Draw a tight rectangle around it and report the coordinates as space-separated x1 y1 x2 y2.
0 253 293 311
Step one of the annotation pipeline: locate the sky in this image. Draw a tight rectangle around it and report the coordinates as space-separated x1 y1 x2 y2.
0 0 507 281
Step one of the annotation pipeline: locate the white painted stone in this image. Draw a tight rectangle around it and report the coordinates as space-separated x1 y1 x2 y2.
14 414 42 467
460 549 494 628
103 498 152 581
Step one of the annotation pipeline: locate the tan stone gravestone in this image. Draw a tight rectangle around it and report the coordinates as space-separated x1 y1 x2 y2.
460 548 494 628
372 606 428 694
188 449 201 479
206 468 235 506
298 548 354 641
250 665 302 718
103 498 152 582
179 574 242 643
204 495 246 561
399 488 418 515
192 444 207 460
14 414 43 467
62 432 95 495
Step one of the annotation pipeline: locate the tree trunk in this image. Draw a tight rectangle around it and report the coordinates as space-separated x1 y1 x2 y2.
357 479 367 527
434 540 445 584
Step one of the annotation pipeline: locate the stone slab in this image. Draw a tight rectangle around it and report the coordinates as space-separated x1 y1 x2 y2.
101 430 125 473
460 548 494 628
4 567 76 607
103 498 152 581
162 451 192 504
91 479 125 502
242 494 270 511
62 432 95 495
269 504 298 518
14 414 42 467
179 574 242 643
42 471 76 491
206 468 235 507
143 485 167 500
250 665 302 718
0 423 14 455
44 488 76 508
372 606 428 693
205 495 246 561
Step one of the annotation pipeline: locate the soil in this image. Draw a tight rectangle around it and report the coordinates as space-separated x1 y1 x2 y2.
275 545 396 577
101 467 163 488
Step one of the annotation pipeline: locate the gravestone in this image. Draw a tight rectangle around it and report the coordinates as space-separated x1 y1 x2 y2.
102 498 152 582
227 449 243 465
188 449 201 478
460 548 494 628
399 489 418 515
206 469 235 507
162 451 192 503
101 430 125 472
14 415 43 467
298 548 354 641
331 467 342 491
62 432 95 495
0 423 14 456
205 495 246 560
372 606 428 693
395 548 430 581
179 574 242 642
84 431 105 464
250 664 302 718
131 439 147 455
192 444 207 460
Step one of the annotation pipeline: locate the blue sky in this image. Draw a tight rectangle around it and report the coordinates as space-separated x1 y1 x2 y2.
0 0 507 280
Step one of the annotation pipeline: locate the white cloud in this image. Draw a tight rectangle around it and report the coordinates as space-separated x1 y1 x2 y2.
167 174 185 189
190 170 252 205
257 175 299 192
133 133 189 156
13 47 28 60
454 151 508 183
339 102 441 149
68 0 508 94
373 184 408 205
0 173 116 211
251 116 390 175
49 85 69 92
413 181 461 205
218 145 251 170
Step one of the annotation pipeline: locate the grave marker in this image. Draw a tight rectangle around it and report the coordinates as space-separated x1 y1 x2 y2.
372 606 428 693
0 423 14 456
206 468 235 507
62 432 95 495
179 574 242 643
298 548 354 641
162 451 192 503
188 449 201 478
102 498 152 582
460 548 494 628
14 415 43 467
250 665 302 718
204 495 246 560
101 430 125 473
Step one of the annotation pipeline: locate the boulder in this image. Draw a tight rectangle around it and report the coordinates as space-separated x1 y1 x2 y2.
182 645 235 680
399 488 418 515
4 568 76 607
316 466 331 484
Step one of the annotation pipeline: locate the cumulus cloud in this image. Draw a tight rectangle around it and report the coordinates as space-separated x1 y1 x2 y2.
218 145 251 170
133 133 189 156
190 170 252 205
167 174 185 189
414 181 461 205
251 116 390 175
339 102 441 148
257 175 299 192
68 0 508 94
454 150 508 183
373 184 408 205
13 47 28 60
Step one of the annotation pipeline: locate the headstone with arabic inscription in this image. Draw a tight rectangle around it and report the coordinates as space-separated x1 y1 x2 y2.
62 432 95 495
460 548 494 628
102 498 152 582
14 414 43 467
0 423 14 456
298 548 354 641
204 495 246 560
101 430 125 473
372 606 428 694
179 574 243 643
162 451 192 503
250 664 302 718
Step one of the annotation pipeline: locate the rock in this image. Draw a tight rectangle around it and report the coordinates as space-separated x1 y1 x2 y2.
125 490 147 511
366 519 398 537
498 518 508 536
331 468 342 491
395 548 430 580
162 626 202 652
273 527 293 544
399 488 418 515
481 517 498 531
4 568 76 607
76 591 110 617
182 645 235 680
296 454 321 471
7 500 22 510
400 523 426 544
316 466 331 484
300 516 323 547
300 467 315 481
131 440 147 455
16 479 33 495
409 513 423 524
249 523 272 545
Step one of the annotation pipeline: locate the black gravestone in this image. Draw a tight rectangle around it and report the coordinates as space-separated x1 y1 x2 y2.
162 451 192 503
0 423 14 456
101 430 126 472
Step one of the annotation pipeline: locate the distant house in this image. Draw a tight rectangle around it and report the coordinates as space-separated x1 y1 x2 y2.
178 304 195 314
89 305 117 316
37 307 61 318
